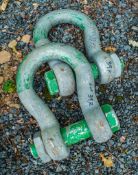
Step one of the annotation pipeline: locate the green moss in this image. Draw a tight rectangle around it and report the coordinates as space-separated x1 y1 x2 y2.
3 80 16 93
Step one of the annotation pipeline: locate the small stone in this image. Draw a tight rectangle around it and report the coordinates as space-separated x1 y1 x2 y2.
21 34 31 43
0 50 11 64
16 36 21 41
100 145 105 151
95 169 99 174
33 3 39 9
56 165 62 172
9 114 13 119
120 136 126 143
0 0 9 11
129 40 138 47
112 7 117 13
131 26 138 31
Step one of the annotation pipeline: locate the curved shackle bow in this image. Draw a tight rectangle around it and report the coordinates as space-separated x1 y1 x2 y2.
34 9 123 96
16 43 113 161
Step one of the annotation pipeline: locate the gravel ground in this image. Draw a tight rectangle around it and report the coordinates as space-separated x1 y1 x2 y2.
0 0 138 175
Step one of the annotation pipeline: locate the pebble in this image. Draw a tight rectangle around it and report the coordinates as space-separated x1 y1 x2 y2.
95 169 99 174
100 145 105 151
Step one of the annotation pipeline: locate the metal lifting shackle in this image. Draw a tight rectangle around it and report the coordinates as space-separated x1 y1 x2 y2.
16 44 117 162
30 104 120 162
34 9 124 96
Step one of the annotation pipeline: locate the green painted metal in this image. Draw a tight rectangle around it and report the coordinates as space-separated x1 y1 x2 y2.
44 63 99 96
102 104 120 133
30 104 120 158
44 70 59 96
30 143 38 159
61 104 119 145
91 63 99 80
61 120 90 146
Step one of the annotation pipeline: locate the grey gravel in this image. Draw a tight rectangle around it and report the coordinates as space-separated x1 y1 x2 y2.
0 0 138 175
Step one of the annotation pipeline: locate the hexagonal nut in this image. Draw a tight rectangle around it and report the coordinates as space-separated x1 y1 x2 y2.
110 53 122 78
44 70 59 96
33 132 51 163
102 104 120 133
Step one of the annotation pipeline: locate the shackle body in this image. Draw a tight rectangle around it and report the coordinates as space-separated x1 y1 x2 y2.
34 9 123 96
16 43 113 161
